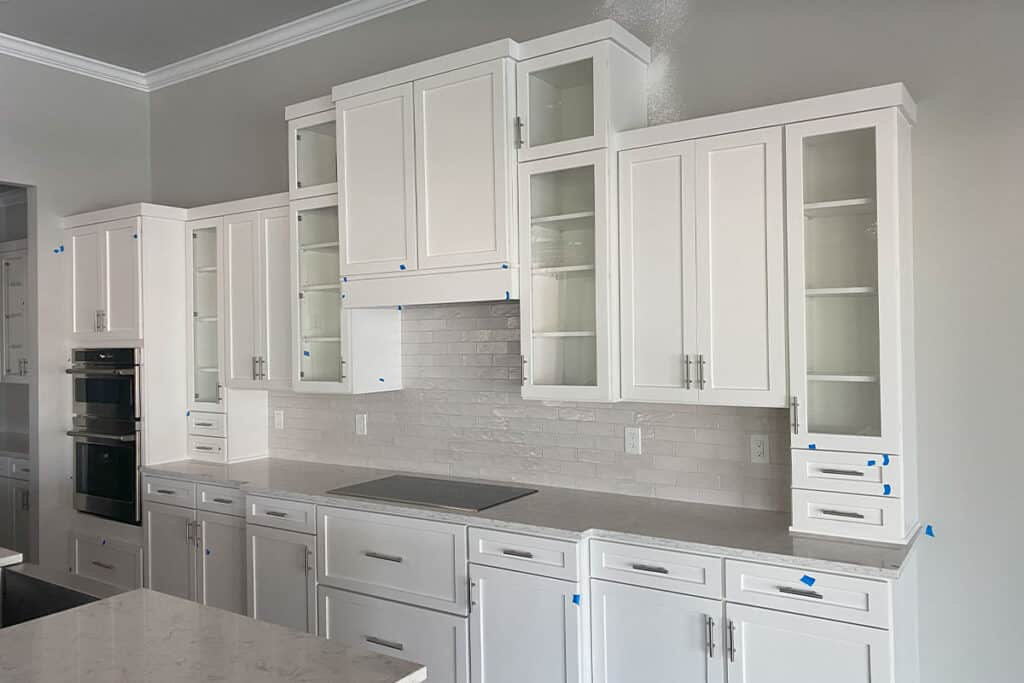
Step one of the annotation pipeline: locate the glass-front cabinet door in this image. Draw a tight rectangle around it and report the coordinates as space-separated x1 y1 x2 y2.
289 110 338 201
187 220 225 411
2 250 28 383
786 109 910 454
519 149 617 401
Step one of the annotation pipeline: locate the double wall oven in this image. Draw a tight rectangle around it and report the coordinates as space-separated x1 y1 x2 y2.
67 349 141 525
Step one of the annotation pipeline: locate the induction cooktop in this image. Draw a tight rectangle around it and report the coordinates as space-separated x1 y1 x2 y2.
326 475 538 512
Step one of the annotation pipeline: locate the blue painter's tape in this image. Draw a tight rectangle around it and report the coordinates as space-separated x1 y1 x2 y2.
866 459 877 467
101 539 107 546
501 263 509 269
186 411 190 417
342 276 348 282
883 484 892 496
505 290 510 301
133 233 138 239
399 264 407 270
882 454 891 466
800 575 816 587
205 549 211 556
303 351 310 357
808 443 816 450
397 305 403 311
61 245 64 252
925 524 935 538
572 594 581 605
378 377 385 383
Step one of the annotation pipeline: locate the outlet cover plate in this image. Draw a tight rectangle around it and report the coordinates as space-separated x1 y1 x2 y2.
750 434 770 464
625 427 642 455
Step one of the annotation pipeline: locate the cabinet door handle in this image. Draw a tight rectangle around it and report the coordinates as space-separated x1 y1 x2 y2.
365 635 405 652
820 508 866 519
216 382 224 403
778 586 824 599
264 510 288 518
697 354 707 390
520 355 527 386
304 548 313 576
683 354 692 389
364 551 403 564
185 519 193 544
91 560 115 571
705 615 716 659
727 620 736 662
790 396 800 435
501 549 534 559
194 446 214 452
513 116 524 150
22 490 29 510
631 563 669 574
819 468 865 477
156 488 177 495
212 497 233 505
251 356 258 380
194 422 215 427
194 521 202 548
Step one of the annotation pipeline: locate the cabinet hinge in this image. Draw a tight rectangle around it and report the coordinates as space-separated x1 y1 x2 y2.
194 392 199 399
296 180 303 188
300 371 305 379
296 133 302 141
192 233 198 239
298 292 304 300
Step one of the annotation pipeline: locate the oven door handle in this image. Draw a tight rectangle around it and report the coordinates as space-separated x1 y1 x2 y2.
67 430 137 442
65 368 136 376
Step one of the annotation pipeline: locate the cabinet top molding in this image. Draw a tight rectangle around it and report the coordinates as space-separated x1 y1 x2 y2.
617 83 917 151
283 20 651 119
63 203 188 229
184 192 290 221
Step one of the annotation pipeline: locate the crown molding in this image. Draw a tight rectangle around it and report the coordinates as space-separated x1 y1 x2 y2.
145 0 426 90
0 32 148 91
0 0 424 93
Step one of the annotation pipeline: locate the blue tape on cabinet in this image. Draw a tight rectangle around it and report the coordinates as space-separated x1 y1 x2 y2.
925 524 935 537
867 460 877 467
808 444 816 450
800 575 816 587
883 484 892 496
882 454 891 466
572 594 581 605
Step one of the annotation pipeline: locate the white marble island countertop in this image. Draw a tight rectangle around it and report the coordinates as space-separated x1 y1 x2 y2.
0 546 23 569
0 588 426 683
145 457 917 579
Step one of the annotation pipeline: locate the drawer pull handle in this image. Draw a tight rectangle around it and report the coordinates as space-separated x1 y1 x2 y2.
212 497 233 504
365 636 405 652
632 563 669 574
155 489 176 495
195 422 215 427
194 446 214 451
820 509 866 519
264 511 289 518
778 586 824 599
819 468 865 477
90 561 115 570
502 549 534 559
364 551 403 564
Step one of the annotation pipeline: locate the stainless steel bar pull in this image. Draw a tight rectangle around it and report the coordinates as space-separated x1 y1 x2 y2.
501 549 534 559
91 560 115 570
264 510 288 518
819 468 865 477
697 354 707 389
705 615 716 659
364 551 403 564
365 636 405 652
727 620 736 662
683 354 692 389
631 563 669 575
790 396 800 435
778 586 824 599
820 509 866 519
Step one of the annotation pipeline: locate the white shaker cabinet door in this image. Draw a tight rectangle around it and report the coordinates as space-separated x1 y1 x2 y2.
246 524 316 634
2 251 29 383
223 211 261 388
414 59 514 270
470 564 582 683
591 580 724 683
70 226 103 338
725 604 891 683
618 141 699 403
694 127 786 408
196 511 246 616
257 207 292 390
143 502 196 601
101 220 142 339
337 83 418 276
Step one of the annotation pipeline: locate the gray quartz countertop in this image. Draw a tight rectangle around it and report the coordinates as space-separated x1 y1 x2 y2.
0 588 426 683
0 546 23 569
145 457 917 579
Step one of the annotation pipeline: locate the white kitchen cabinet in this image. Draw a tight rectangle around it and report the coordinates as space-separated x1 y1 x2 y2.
519 149 617 402
516 42 647 162
196 510 246 615
336 83 418 276
69 218 141 340
143 501 196 601
186 218 225 411
618 127 786 407
470 563 582 683
246 523 316 634
725 604 891 683
414 59 515 270
319 585 469 683
591 579 724 683
1 247 29 383
289 109 338 201
68 532 143 591
224 207 291 390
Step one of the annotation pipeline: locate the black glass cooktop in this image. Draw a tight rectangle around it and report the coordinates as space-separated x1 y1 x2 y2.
326 475 538 512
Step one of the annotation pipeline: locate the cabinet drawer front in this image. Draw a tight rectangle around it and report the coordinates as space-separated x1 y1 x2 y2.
319 585 468 683
142 475 196 508
319 506 468 614
9 458 31 481
590 540 723 598
188 435 226 462
469 527 578 581
69 532 142 590
197 483 245 517
725 560 890 628
792 449 902 497
188 411 227 438
791 489 907 543
247 495 316 534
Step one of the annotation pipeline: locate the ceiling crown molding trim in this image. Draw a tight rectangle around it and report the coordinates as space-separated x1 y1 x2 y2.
0 32 148 91
145 0 426 90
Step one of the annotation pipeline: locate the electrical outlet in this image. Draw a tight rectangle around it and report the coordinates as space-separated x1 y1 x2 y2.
355 413 368 436
273 410 285 430
750 435 770 464
624 427 642 455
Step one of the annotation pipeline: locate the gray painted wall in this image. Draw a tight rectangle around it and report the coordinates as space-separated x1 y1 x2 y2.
0 53 152 567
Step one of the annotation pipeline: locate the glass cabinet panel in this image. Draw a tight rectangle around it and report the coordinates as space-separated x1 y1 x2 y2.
295 120 337 192
2 253 26 378
527 58 595 150
296 203 343 384
191 226 220 404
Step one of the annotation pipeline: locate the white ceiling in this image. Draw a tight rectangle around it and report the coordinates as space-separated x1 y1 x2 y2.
0 0 354 72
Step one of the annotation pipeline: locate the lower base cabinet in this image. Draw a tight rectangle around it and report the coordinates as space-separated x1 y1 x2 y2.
196 511 246 614
470 563 582 683
246 524 316 633
591 579 724 683
144 501 197 601
319 585 468 683
725 604 891 683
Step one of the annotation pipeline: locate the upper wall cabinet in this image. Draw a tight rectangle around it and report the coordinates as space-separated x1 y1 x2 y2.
69 218 142 341
289 109 338 201
186 218 225 411
619 127 787 408
516 42 647 162
1 245 30 383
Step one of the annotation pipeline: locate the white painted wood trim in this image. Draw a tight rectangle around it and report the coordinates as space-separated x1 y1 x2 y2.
185 193 289 221
516 19 651 63
617 83 917 151
285 96 335 122
63 203 188 229
0 31 148 91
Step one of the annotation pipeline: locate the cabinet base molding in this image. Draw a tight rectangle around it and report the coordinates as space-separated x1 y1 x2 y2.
342 266 519 308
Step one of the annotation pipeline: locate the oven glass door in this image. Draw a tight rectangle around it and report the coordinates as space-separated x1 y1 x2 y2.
72 373 137 420
74 438 139 523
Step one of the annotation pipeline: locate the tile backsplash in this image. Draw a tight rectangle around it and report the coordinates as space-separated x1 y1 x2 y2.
270 302 791 512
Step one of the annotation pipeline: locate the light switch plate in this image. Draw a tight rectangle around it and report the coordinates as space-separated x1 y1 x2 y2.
625 427 642 455
274 410 285 430
750 434 770 464
355 413 368 436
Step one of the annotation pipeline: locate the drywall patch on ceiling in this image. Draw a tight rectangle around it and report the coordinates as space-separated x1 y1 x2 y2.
596 0 690 124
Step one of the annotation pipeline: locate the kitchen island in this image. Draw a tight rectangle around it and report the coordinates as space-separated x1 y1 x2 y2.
0 588 426 683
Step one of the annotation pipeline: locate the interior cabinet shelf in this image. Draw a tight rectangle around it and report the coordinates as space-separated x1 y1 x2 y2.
300 283 341 292
532 265 595 275
194 315 217 323
303 336 342 343
195 266 217 273
197 366 219 374
531 211 596 225
805 286 877 297
533 331 596 338
808 373 879 383
803 198 876 217
300 241 339 253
